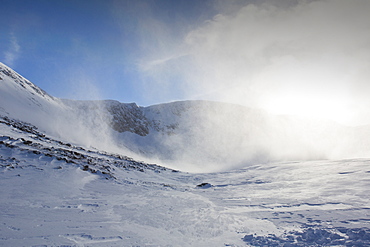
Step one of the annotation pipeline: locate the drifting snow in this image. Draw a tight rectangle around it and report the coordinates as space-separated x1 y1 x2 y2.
1 116 370 246
2 62 370 173
1 63 370 246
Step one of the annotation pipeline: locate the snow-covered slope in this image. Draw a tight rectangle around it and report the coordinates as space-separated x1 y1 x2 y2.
0 62 66 132
0 63 127 154
1 114 370 246
1 63 370 246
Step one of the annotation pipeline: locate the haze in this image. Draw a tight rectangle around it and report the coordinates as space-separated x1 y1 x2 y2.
2 0 370 126
141 0 370 126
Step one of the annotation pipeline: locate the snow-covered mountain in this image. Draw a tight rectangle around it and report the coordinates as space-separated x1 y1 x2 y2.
2 62 370 172
1 62 370 246
0 62 66 130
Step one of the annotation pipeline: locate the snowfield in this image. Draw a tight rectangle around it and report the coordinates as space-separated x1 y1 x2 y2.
1 116 370 246
1 63 370 246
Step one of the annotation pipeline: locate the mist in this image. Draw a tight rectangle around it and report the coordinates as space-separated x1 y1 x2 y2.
139 0 370 126
4 0 370 173
108 0 370 172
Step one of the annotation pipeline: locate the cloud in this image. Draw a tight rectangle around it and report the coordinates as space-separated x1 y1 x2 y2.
140 0 370 125
139 53 189 72
4 33 21 67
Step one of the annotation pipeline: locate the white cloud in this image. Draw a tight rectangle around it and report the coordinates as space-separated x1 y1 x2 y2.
4 33 21 67
176 0 370 124
132 0 370 124
139 53 188 72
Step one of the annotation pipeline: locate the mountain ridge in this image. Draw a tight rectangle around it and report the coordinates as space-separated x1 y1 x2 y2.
1 62 370 246
2 62 370 172
0 62 57 106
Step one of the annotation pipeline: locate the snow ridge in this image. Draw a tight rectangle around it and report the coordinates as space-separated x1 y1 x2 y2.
0 62 55 103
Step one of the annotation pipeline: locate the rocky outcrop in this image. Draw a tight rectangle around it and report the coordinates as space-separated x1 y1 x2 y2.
105 101 150 136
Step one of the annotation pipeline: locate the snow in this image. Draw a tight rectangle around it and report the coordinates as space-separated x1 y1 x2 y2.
0 63 66 130
3 62 370 173
1 116 370 246
1 63 370 246
115 100 370 173
0 63 132 155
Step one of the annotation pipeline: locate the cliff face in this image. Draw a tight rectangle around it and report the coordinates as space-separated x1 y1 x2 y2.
105 101 149 136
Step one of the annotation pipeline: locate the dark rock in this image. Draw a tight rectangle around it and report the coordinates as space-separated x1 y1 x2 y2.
106 101 150 136
242 234 254 241
23 140 32 145
196 182 212 188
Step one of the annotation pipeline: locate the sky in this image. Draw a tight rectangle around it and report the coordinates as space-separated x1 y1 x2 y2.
1 0 370 126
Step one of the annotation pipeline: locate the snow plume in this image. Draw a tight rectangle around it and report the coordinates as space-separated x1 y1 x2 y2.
126 0 370 172
140 101 363 173
0 61 120 154
139 101 350 172
58 74 125 154
56 100 107 148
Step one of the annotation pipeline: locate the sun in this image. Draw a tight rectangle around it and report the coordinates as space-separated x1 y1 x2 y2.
262 91 354 126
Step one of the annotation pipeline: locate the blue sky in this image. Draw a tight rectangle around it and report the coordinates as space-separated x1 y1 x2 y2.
2 0 370 125
0 0 215 104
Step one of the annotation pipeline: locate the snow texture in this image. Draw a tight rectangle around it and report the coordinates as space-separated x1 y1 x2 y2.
1 62 370 246
1 115 370 246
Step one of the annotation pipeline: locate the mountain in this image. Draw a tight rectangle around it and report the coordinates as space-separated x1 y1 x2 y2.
1 62 370 246
0 62 65 129
2 62 370 172
0 63 136 154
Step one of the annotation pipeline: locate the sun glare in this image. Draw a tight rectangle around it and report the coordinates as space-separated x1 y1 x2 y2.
263 93 354 126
